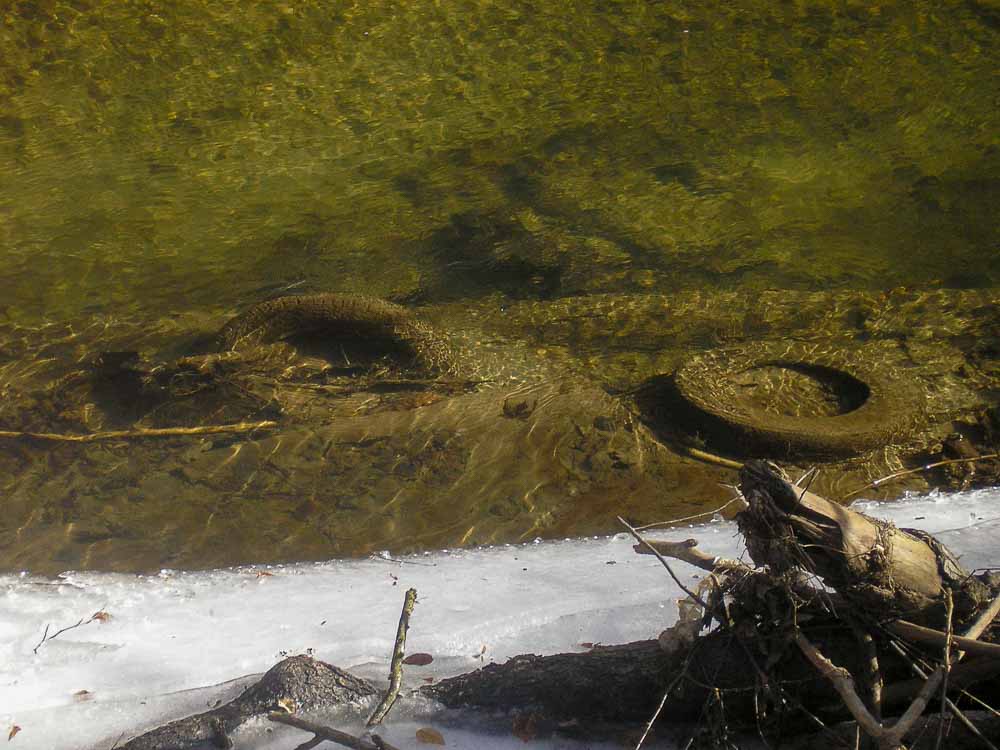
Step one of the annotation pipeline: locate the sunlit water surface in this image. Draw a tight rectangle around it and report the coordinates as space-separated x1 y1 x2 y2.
0 0 997 571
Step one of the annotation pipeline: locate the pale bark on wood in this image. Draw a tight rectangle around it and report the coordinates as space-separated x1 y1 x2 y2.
738 460 996 630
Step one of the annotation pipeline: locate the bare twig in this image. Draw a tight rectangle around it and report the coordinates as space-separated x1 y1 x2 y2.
367 587 418 727
634 663 693 750
887 621 1000 659
0 420 279 443
618 517 708 609
841 454 1000 500
960 588 1000 644
802 583 999 750
368 553 437 568
849 623 883 723
798 470 820 506
33 610 108 654
634 496 745 531
936 591 954 750
268 712 400 750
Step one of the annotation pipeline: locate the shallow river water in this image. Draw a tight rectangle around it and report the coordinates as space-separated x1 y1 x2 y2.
0 0 997 572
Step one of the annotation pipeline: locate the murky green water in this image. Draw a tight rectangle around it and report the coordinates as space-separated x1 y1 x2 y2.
2 0 997 324
0 0 998 572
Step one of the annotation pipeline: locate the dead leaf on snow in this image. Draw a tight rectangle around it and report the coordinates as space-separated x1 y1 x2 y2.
512 712 540 742
415 727 446 745
403 652 433 666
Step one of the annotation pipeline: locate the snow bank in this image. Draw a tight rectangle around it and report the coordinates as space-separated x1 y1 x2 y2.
2 488 998 749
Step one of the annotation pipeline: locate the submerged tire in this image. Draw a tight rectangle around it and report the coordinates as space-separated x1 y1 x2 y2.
218 293 458 374
672 343 919 459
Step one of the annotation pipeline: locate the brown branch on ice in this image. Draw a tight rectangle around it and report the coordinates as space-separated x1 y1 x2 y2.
631 537 746 574
367 587 418 727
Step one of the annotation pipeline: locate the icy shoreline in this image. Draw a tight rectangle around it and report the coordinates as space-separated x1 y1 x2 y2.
2 488 998 749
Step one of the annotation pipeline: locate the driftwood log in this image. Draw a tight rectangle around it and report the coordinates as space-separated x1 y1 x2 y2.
117 461 1000 749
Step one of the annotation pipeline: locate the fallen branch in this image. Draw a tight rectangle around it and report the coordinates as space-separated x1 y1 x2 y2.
0 420 279 443
887 621 1000 659
795 632 945 750
632 537 745 573
886 641 1000 750
112 460 1000 749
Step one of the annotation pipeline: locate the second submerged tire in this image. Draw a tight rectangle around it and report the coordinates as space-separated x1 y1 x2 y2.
672 343 920 459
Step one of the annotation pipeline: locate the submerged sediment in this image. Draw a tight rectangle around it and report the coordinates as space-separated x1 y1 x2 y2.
0 287 996 573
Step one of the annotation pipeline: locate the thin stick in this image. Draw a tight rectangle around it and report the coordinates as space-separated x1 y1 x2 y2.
367 587 418 727
797 466 819 503
887 620 1000 658
935 591 953 750
849 623 882 722
33 611 107 654
683 447 743 470
802 585 1000 750
634 647 698 750
634 496 744 531
0 420 279 443
961 588 1000 643
268 712 400 750
618 517 708 609
841 454 1000 500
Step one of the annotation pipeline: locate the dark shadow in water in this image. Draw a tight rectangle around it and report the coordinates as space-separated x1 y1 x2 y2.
419 211 563 301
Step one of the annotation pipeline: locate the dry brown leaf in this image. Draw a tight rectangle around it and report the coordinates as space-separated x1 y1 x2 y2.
415 727 446 745
92 611 111 623
512 712 540 742
7 725 20 741
73 689 93 702
255 570 273 578
402 652 434 666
